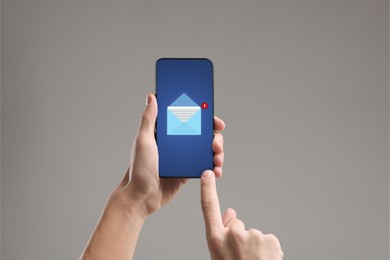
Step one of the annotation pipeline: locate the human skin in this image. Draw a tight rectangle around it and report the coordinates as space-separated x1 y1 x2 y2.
80 94 225 260
200 170 284 260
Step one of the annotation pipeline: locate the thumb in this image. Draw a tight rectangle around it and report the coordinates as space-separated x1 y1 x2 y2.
138 94 158 136
201 170 223 235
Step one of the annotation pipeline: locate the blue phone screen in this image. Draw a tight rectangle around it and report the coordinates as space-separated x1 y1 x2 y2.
156 58 214 178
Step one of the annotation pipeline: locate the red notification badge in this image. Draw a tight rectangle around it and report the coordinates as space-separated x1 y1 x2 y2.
201 102 208 109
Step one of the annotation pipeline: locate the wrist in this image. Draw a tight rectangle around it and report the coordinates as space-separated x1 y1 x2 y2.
107 187 148 224
81 185 147 260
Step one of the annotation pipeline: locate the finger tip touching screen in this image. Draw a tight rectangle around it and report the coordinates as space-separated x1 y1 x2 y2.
156 58 214 178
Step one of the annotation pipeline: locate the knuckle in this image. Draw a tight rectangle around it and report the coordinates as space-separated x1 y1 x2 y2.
265 233 281 247
201 198 216 211
248 228 264 240
134 134 145 146
248 229 266 246
133 138 143 151
134 134 152 150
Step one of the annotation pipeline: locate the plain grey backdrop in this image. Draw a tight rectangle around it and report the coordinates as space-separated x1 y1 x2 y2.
1 0 389 259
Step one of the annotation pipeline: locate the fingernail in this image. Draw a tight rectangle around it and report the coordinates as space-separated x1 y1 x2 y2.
202 170 213 178
146 94 151 105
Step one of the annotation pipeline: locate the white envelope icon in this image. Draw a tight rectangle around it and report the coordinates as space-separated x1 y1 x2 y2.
167 93 201 135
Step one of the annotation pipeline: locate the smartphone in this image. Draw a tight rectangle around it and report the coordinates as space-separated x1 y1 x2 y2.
156 58 214 178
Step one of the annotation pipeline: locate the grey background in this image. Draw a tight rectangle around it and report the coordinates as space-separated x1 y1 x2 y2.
1 0 389 259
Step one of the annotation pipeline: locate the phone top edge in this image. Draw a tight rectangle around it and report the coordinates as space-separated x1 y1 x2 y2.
156 58 213 66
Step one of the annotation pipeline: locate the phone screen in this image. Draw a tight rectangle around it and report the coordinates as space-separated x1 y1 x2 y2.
156 58 214 178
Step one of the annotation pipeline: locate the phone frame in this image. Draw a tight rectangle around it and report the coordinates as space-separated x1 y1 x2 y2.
155 57 215 178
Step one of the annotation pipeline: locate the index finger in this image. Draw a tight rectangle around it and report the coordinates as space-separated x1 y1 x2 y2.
201 170 224 235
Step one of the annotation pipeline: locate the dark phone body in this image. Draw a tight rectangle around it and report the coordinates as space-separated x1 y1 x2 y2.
156 58 214 178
